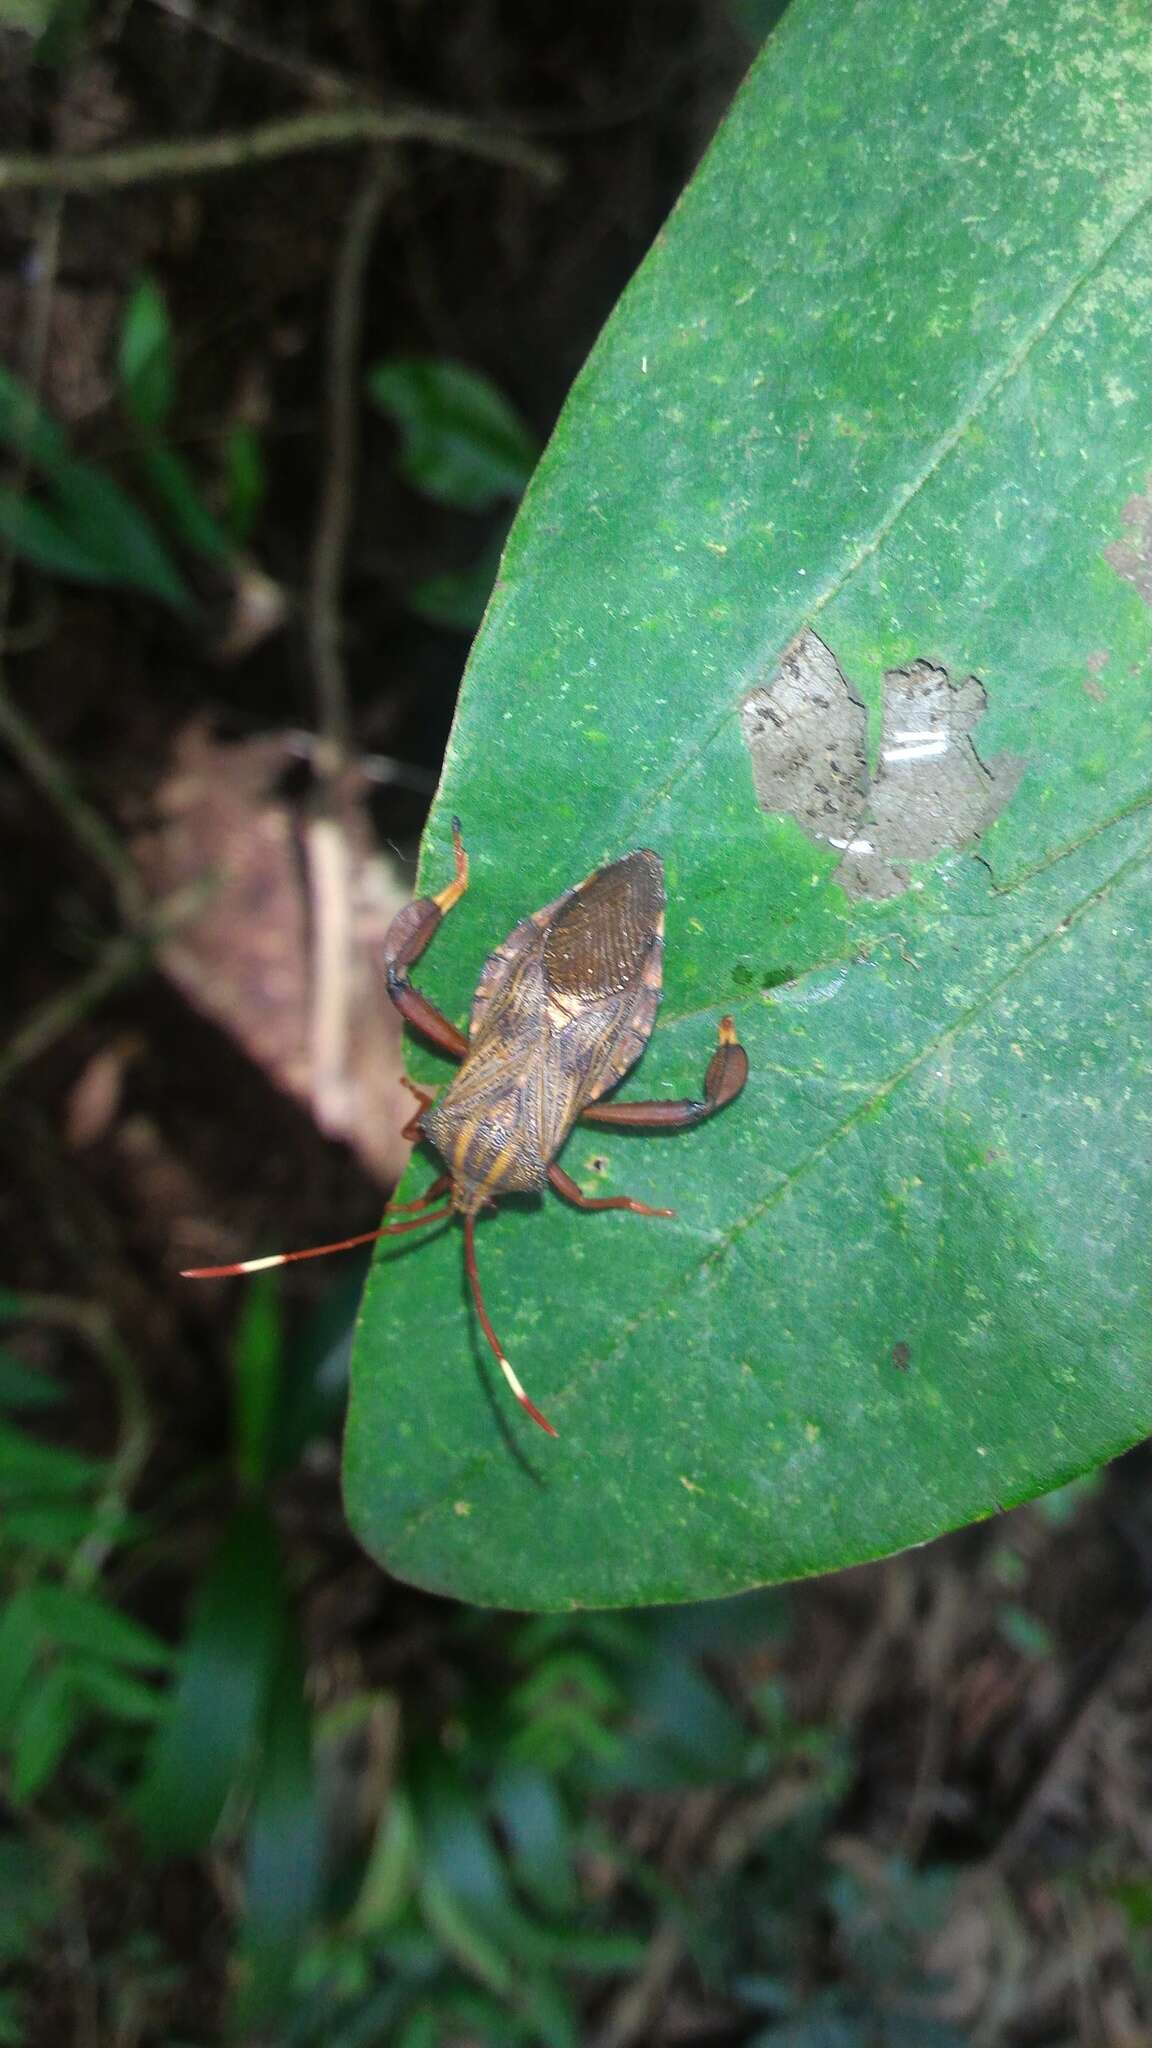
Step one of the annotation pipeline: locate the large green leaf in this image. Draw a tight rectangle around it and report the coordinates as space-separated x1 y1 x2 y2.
346 0 1152 1609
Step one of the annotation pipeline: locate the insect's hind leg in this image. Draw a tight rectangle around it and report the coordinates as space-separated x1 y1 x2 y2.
579 1016 748 1132
548 1164 674 1219
383 818 470 1060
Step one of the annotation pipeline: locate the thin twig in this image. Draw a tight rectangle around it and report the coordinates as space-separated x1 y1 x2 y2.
0 690 146 923
147 0 359 104
0 883 210 1098
0 937 142 1096
11 1294 152 1588
305 155 395 1136
0 105 561 196
984 1603 1152 1875
309 155 395 759
0 197 146 925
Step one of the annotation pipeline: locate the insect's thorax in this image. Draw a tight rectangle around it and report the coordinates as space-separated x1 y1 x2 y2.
422 1057 551 1215
423 965 650 1215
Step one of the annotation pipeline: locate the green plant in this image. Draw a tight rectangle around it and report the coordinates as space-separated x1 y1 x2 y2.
261 1590 852 2048
0 1293 167 1802
0 364 190 608
0 276 266 618
118 273 265 556
132 1276 326 2027
346 0 1152 1610
0 1279 326 2036
368 356 539 629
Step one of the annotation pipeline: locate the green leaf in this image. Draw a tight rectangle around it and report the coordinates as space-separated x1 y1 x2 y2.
233 1620 324 2028
0 366 192 608
231 1272 283 1492
367 359 539 510
119 276 176 432
11 1662 80 1799
0 364 67 469
223 422 266 547
0 1592 45 1727
26 0 89 61
2 1501 109 1558
346 0 1152 1608
47 457 193 609
0 1419 103 1496
68 1658 166 1722
0 1352 62 1410
135 441 232 561
134 1503 286 1853
0 487 117 583
271 1264 363 1472
411 532 508 633
23 1584 171 1670
490 1766 576 1915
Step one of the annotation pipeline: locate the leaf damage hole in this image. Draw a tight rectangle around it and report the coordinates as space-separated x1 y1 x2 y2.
1104 482 1152 607
740 629 1024 900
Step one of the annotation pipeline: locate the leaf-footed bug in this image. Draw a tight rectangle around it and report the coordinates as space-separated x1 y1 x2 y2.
184 822 748 1436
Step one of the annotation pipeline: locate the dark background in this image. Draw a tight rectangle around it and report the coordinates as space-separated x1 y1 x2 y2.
1 5 1150 2042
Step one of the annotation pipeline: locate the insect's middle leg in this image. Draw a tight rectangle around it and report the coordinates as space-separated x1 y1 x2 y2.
548 1163 674 1219
382 817 470 1061
398 1076 438 1144
579 1015 748 1133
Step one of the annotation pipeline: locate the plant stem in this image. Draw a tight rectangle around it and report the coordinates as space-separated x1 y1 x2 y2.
0 105 561 196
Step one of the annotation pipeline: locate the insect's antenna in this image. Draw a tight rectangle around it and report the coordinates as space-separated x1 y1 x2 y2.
181 1204 453 1279
463 1214 558 1437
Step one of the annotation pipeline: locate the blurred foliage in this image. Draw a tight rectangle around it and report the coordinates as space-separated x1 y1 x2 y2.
0 276 264 616
118 274 265 558
369 356 539 631
368 359 537 512
0 8 1143 2039
0 361 192 608
0 1269 990 2045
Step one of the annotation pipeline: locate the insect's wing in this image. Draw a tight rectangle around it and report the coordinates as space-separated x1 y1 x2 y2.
542 850 664 999
542 850 665 1104
468 889 569 1042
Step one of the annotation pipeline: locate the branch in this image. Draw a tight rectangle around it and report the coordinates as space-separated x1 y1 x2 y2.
147 0 360 105
0 196 147 925
0 936 141 1098
10 1293 151 1588
305 156 395 1136
309 155 395 760
0 105 561 196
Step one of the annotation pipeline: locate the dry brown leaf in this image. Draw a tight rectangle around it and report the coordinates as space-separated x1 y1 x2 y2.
135 721 412 1186
65 1031 145 1148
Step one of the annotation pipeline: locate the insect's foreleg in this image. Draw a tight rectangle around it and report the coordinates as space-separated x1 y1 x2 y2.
579 1015 749 1132
382 817 471 1060
547 1164 673 1219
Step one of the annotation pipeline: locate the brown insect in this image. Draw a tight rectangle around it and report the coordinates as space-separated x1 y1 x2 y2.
184 823 748 1436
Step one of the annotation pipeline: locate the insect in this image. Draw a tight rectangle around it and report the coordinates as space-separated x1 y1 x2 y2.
184 823 748 1437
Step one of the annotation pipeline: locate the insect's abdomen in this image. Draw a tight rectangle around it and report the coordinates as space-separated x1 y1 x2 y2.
424 1063 550 1212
